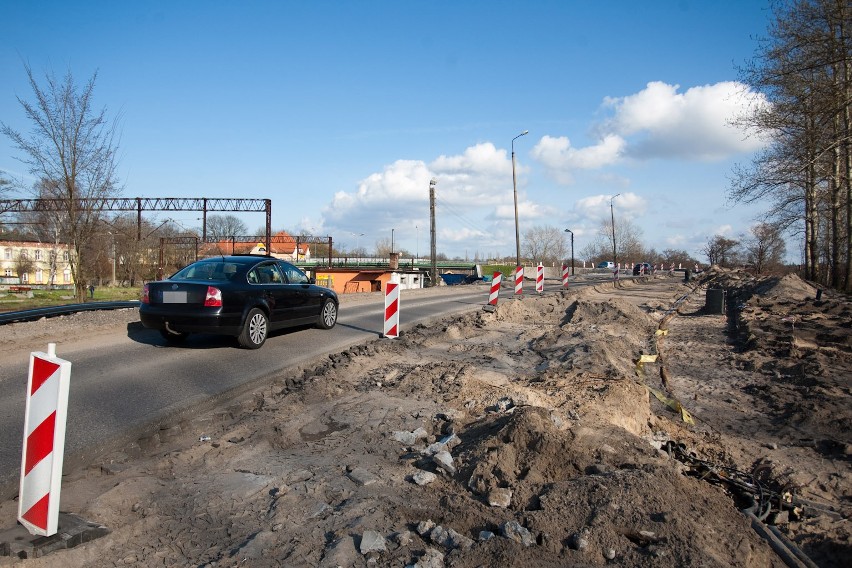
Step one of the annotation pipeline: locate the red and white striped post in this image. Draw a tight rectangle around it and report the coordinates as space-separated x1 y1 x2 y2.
19 343 71 536
561 264 570 287
488 272 502 306
514 266 524 295
535 263 544 294
383 274 400 339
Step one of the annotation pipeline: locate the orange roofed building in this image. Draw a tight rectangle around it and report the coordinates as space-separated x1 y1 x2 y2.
200 231 310 261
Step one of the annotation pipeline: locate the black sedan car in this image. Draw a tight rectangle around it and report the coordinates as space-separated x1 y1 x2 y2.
633 262 654 276
140 255 338 349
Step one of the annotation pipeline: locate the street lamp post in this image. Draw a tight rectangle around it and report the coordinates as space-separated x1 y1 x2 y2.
511 130 529 268
429 178 437 287
610 193 620 278
564 229 574 276
350 232 364 259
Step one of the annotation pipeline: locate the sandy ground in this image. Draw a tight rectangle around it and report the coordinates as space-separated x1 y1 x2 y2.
0 270 849 567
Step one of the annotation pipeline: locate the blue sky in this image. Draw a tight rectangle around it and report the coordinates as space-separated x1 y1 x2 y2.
2 1 779 262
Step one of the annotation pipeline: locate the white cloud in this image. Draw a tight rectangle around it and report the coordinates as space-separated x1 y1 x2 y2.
321 144 546 253
665 234 686 247
530 135 626 183
601 81 768 160
574 192 647 222
531 81 770 185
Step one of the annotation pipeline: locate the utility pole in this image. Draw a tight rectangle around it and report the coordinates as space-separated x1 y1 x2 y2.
429 178 437 287
610 193 620 279
511 130 529 268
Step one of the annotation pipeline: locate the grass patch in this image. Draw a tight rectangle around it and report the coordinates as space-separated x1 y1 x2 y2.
0 286 142 312
481 264 517 278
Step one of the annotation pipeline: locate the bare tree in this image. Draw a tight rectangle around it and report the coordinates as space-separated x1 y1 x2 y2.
14 250 34 284
207 214 248 241
522 225 568 265
732 0 851 289
0 173 10 197
374 236 392 257
659 248 699 267
1 65 122 300
702 235 742 267
744 223 787 274
581 218 646 265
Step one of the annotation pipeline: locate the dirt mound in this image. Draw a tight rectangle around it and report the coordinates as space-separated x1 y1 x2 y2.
1 276 848 567
755 273 819 301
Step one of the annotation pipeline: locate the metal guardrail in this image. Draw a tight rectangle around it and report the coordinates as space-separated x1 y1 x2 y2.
0 301 141 325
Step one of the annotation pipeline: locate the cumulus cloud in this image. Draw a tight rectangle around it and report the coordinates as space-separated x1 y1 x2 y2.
320 143 549 253
530 134 626 183
601 81 768 160
575 192 647 222
531 81 770 184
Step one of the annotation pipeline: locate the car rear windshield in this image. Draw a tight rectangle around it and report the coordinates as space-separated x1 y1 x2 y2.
172 261 241 282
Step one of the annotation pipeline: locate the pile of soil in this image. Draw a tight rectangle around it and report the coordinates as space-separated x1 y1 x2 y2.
0 271 848 567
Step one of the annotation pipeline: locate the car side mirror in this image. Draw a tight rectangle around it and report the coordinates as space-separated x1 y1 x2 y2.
309 277 316 284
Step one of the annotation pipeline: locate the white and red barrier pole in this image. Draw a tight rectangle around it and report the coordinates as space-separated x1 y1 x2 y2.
19 343 71 536
535 263 544 294
514 266 524 295
488 272 502 306
383 274 400 339
561 264 570 287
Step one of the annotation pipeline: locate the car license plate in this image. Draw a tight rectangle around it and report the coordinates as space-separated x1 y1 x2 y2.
162 291 187 303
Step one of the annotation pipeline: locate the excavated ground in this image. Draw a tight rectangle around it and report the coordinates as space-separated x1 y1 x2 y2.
0 270 848 567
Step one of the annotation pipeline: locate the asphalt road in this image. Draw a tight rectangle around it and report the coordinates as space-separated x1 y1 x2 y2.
0 279 589 499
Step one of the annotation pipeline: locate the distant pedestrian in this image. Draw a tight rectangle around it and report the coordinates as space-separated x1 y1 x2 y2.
88 284 95 299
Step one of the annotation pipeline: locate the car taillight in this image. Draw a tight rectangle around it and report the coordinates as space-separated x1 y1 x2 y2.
204 286 222 307
141 284 150 304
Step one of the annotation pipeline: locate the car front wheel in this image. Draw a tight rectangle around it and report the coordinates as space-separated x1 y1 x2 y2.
238 308 269 349
317 299 338 330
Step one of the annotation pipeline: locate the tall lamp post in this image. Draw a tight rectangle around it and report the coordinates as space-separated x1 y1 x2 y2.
511 130 529 268
429 178 437 287
349 231 364 254
564 229 574 276
610 194 620 277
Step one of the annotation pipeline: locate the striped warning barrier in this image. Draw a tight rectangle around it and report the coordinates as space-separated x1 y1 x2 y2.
514 266 524 295
561 264 570 287
383 274 400 339
19 343 71 536
536 264 544 294
489 272 502 305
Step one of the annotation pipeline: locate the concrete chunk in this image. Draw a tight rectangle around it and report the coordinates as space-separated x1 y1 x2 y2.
433 450 455 474
412 470 437 486
359 530 386 554
500 520 534 547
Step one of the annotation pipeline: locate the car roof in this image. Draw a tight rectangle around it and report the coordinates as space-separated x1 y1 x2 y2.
196 254 281 265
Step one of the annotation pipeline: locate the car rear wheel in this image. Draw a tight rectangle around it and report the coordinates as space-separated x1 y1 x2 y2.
238 308 268 349
160 328 189 343
317 299 338 330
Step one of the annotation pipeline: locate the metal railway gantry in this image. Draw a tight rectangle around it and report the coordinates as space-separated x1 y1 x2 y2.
0 197 273 249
